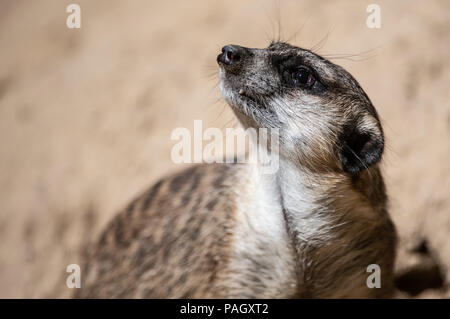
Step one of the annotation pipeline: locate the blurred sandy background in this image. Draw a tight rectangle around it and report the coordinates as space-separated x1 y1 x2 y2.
0 0 448 298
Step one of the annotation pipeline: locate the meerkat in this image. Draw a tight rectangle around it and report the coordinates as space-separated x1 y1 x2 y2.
75 42 397 298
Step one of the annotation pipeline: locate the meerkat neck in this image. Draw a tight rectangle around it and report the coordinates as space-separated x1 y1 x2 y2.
277 159 338 214
274 158 381 244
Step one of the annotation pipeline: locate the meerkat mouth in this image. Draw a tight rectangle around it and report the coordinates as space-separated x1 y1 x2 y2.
238 88 258 104
219 70 272 127
236 87 267 109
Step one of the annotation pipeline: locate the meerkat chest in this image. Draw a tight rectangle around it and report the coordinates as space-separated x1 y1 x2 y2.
220 164 372 298
223 167 299 298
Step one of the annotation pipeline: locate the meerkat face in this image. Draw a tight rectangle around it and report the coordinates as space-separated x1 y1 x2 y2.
218 42 384 175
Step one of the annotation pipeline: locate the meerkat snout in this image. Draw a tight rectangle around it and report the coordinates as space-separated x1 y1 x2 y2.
217 44 247 67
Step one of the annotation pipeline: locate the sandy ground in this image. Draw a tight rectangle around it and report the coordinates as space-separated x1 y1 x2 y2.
0 0 449 298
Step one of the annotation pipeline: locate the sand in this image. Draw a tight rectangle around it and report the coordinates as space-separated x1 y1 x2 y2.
0 0 448 298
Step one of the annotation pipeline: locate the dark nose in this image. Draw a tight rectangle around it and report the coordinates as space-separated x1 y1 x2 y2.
217 45 246 66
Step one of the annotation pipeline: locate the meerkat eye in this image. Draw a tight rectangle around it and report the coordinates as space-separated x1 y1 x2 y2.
291 68 316 87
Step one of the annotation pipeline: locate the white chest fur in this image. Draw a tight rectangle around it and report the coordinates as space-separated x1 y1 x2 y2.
226 164 298 297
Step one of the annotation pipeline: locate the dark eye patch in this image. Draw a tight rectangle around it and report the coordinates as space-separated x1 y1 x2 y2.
288 67 316 87
271 54 325 92
271 54 303 70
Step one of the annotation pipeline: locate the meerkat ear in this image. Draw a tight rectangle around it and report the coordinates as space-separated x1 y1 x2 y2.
339 122 384 175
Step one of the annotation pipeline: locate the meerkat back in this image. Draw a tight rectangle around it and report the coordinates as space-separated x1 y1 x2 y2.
76 163 298 298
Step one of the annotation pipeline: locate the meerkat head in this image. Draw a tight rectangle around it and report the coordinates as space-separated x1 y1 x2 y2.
218 42 384 175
